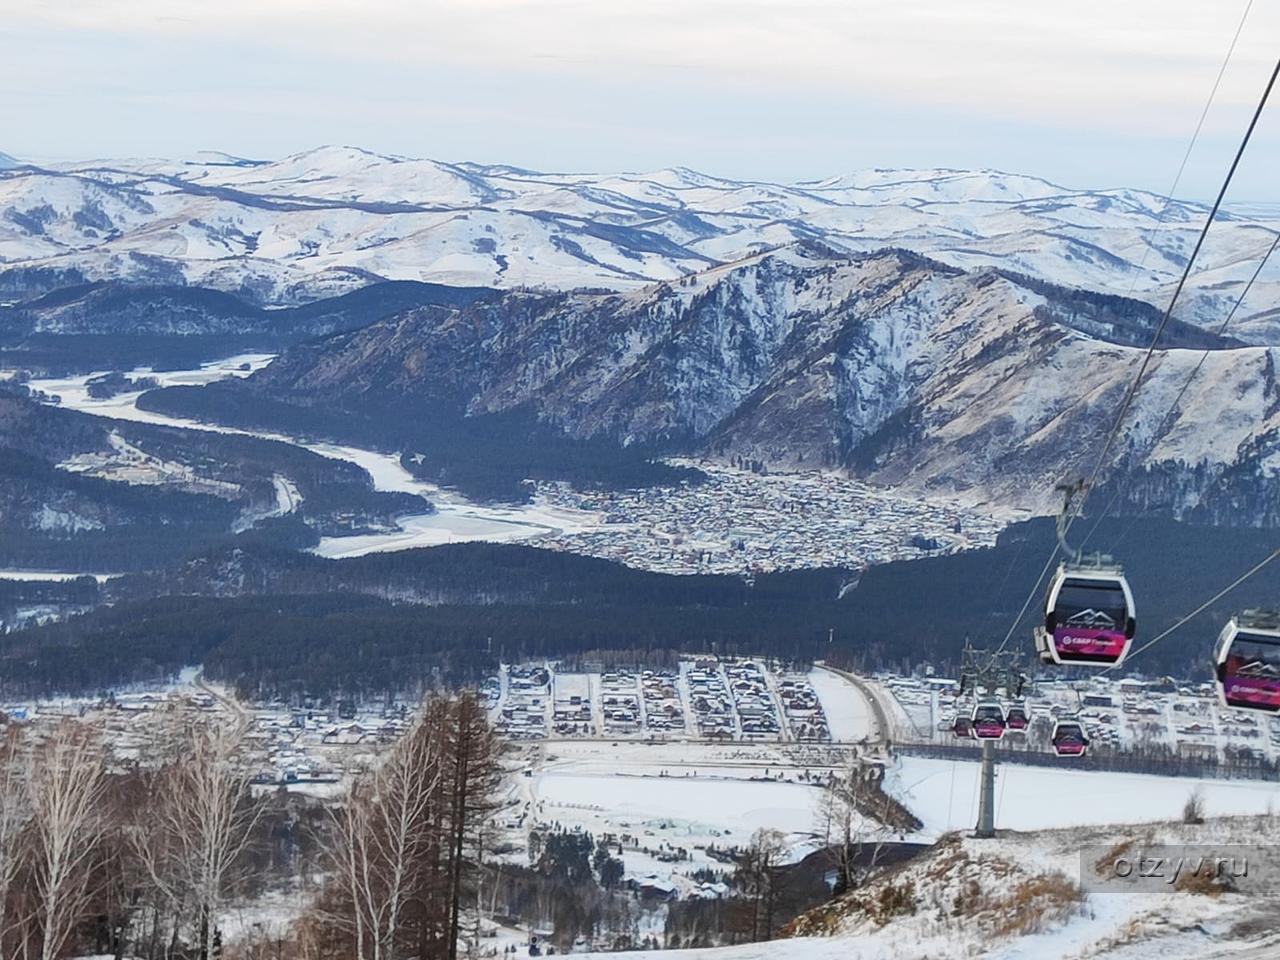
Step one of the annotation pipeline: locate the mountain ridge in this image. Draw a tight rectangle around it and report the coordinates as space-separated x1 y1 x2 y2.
139 245 1279 521
3 148 1277 341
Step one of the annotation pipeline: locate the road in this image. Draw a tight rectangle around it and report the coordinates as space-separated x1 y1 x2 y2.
814 662 894 748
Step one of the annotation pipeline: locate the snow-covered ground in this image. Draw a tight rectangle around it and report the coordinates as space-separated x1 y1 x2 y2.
564 811 1280 960
533 771 824 860
807 669 875 742
889 756 1280 840
5 151 1278 339
0 570 119 582
23 356 607 560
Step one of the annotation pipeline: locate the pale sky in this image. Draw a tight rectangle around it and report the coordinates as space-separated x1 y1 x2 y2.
3 0 1278 198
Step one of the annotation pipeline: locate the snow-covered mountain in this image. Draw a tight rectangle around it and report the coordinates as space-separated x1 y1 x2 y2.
230 245 1279 521
2 146 1277 341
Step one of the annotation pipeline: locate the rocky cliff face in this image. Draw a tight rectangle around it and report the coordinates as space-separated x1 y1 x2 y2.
245 245 1278 522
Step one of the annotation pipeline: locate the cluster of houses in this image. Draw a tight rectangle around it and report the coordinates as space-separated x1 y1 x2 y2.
486 659 850 743
498 665 550 740
725 661 781 738
600 674 642 734
243 702 410 783
777 675 831 742
536 461 1004 576
686 660 736 738
641 670 685 734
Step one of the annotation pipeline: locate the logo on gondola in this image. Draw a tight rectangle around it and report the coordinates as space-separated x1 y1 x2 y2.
1064 609 1116 628
1236 660 1280 679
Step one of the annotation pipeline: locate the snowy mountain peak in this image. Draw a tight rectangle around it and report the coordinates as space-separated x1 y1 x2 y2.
0 149 1276 341
0 151 20 170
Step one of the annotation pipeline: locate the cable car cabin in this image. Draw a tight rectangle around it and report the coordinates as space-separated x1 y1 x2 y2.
1051 720 1089 758
1037 564 1136 667
1005 703 1029 732
971 701 1006 740
1214 611 1280 713
951 716 974 739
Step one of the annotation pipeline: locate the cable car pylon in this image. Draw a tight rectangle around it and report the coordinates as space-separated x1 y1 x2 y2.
956 642 1027 839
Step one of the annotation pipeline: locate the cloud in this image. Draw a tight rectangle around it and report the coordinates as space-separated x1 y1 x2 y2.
1 0 1276 194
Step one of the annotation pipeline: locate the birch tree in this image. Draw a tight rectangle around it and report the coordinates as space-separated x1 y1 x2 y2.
327 707 445 960
0 727 32 960
28 721 108 960
130 710 264 960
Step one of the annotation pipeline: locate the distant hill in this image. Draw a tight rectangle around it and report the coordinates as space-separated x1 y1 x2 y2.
1 148 1277 338
143 245 1280 523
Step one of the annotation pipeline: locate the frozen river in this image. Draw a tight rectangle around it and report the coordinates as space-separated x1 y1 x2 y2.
22 354 602 564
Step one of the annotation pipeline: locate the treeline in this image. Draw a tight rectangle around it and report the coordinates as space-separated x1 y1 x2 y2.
118 541 825 608
4 515 1277 697
125 420 430 534
0 447 243 570
0 592 837 700
0 279 498 375
0 333 281 376
139 384 703 503
0 692 501 960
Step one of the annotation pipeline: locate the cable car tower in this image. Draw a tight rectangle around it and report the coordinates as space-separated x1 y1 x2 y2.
957 641 1027 839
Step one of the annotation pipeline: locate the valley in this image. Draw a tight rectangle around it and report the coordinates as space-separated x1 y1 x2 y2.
7 2 1280 957
19 355 604 564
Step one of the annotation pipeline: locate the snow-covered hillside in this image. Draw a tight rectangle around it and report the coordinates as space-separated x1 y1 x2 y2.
571 814 1280 960
2 147 1277 338
239 245 1280 519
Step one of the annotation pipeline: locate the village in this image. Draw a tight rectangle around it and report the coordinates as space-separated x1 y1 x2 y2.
7 656 1280 791
534 461 1007 575
494 658 830 744
881 671 1280 765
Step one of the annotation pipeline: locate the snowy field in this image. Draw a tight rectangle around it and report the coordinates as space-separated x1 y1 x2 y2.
807 669 874 741
536 772 822 838
889 756 1280 839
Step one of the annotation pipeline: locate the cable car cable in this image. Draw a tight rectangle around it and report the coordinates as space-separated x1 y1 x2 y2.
984 53 1280 669
1109 0 1255 306
1066 54 1279 539
1103 546 1280 670
1085 230 1280 553
1074 0 1257 551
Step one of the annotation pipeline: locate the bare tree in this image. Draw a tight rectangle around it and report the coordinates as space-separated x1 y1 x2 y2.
139 714 264 960
816 758 894 897
443 693 502 960
737 828 787 942
0 727 32 960
326 706 445 960
27 721 109 960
